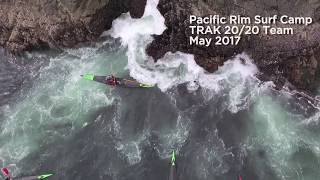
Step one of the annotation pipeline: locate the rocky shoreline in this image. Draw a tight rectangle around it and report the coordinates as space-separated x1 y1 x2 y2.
0 0 147 53
146 0 320 93
0 0 319 93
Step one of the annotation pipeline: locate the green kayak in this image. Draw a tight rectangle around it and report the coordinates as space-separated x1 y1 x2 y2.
81 74 154 88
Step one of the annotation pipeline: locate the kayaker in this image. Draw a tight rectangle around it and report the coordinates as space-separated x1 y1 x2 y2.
1 166 53 180
105 75 120 86
81 73 153 88
1 167 12 180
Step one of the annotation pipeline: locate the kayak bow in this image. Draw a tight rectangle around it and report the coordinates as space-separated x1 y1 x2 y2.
37 174 53 179
81 74 94 81
171 150 176 166
139 84 154 88
169 150 178 180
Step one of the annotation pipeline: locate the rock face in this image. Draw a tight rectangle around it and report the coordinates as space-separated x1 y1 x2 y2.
0 0 147 53
147 0 320 93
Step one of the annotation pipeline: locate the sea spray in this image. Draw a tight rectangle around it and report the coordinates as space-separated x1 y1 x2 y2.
108 0 263 168
110 1 320 179
0 0 318 179
0 43 124 169
110 0 259 98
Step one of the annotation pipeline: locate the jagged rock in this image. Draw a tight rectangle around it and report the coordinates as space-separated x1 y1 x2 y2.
0 0 147 53
148 0 320 93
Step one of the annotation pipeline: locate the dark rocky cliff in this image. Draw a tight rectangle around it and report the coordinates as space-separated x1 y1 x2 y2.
147 0 320 93
0 0 147 52
0 0 319 93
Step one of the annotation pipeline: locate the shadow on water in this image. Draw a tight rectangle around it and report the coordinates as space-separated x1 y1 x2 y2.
17 83 260 180
113 84 178 138
11 71 320 180
0 48 61 108
0 50 30 107
19 105 127 180
18 84 181 180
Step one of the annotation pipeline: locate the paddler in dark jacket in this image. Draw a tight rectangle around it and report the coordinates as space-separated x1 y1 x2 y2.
105 75 121 86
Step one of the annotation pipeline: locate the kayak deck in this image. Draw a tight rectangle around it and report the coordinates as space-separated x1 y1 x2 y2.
118 79 154 88
83 74 154 88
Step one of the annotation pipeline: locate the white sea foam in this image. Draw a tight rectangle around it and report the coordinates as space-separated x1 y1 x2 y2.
0 45 120 167
108 2 320 179
110 1 260 114
110 0 320 178
115 130 149 165
107 0 263 168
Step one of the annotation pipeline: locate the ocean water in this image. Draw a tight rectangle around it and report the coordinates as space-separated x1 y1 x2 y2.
0 0 319 180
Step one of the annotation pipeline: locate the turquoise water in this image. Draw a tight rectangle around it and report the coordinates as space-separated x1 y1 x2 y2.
0 42 128 167
0 41 319 180
0 0 319 178
247 93 320 180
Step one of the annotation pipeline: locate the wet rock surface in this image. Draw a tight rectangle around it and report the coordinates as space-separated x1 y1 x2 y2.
147 0 320 93
0 0 147 53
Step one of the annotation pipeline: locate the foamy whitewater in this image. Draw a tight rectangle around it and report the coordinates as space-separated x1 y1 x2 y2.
111 0 320 179
0 0 319 179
